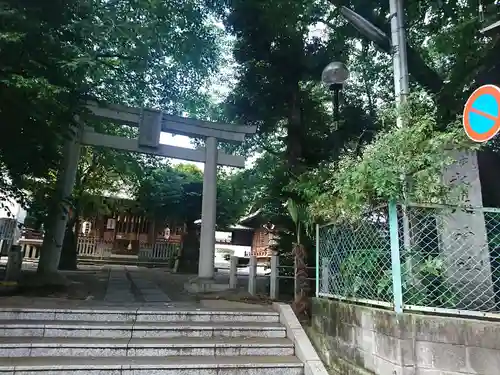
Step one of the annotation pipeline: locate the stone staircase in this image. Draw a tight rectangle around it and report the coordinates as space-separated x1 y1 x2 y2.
0 305 304 374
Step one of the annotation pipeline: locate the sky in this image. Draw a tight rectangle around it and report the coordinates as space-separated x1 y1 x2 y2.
159 132 205 170
159 131 259 172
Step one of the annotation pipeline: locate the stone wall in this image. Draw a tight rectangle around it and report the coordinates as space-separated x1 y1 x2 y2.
439 150 495 310
310 298 500 375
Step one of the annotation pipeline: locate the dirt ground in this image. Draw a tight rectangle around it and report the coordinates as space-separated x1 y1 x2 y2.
0 266 110 300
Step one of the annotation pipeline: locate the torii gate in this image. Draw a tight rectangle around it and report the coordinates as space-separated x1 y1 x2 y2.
37 101 256 285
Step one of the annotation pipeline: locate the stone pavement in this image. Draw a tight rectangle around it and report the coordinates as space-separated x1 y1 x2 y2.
0 264 273 312
1 262 276 306
103 268 136 303
104 266 172 303
128 268 171 302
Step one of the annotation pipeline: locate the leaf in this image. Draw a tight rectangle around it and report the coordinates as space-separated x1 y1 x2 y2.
287 198 299 225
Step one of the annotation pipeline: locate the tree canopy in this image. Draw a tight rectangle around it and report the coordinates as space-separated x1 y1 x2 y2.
0 0 224 207
136 164 247 229
220 0 499 243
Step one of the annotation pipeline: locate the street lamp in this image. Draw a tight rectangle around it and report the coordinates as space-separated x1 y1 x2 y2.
321 62 350 121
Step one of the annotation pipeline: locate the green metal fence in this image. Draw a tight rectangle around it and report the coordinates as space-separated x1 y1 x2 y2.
317 202 500 318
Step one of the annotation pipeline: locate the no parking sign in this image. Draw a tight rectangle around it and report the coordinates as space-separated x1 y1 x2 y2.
463 84 500 142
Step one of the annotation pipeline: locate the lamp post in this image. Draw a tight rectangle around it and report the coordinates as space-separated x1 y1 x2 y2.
321 62 350 121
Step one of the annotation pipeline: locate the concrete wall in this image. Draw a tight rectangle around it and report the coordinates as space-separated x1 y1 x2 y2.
310 298 500 375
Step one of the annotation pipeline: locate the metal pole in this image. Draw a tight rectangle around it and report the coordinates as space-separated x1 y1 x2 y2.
389 200 403 314
315 224 320 298
389 0 402 128
270 255 279 299
390 0 412 287
330 83 342 123
396 0 410 98
333 88 340 122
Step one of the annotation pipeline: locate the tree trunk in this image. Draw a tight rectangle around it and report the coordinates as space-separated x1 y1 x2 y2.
285 89 303 173
58 217 78 270
177 223 200 274
37 201 64 275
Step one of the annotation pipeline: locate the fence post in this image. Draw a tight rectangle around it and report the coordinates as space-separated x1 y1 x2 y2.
388 200 403 314
270 255 279 299
315 224 320 298
229 256 238 289
321 257 330 295
248 256 257 295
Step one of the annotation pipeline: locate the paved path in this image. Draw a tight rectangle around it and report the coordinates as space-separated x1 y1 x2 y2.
104 268 135 303
127 268 171 302
1 261 277 303
103 267 172 303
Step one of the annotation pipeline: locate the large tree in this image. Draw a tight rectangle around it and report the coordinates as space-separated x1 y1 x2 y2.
0 0 227 276
223 0 500 202
218 0 388 264
322 0 500 124
0 0 88 207
221 0 500 265
0 0 223 208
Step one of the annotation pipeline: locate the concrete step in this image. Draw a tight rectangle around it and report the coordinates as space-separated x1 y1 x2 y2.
0 307 279 323
0 320 286 338
0 336 295 357
0 355 304 375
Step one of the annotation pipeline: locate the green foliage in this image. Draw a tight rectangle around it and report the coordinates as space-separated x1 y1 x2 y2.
325 217 460 306
135 164 247 229
308 98 480 222
216 170 248 229
326 0 500 125
223 0 380 171
136 164 200 224
220 0 500 304
220 0 397 260
223 0 499 231
0 0 224 207
0 0 88 205
286 198 314 244
336 246 460 306
401 254 460 307
338 247 393 301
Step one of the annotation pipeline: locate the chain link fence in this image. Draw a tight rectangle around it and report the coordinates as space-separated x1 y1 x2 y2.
317 206 393 307
398 204 500 314
317 203 500 317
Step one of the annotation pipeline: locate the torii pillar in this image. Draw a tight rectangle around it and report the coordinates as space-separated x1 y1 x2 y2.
198 136 218 280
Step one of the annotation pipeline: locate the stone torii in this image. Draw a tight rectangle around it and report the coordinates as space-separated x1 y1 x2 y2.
37 101 256 287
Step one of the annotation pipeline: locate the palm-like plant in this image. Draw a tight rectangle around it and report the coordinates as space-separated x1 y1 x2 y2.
286 198 313 246
286 198 313 321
